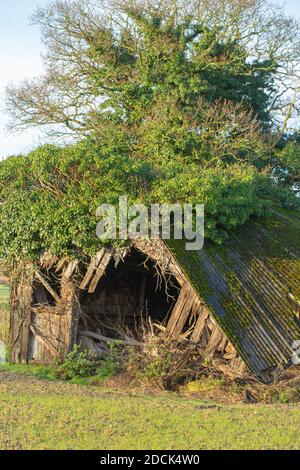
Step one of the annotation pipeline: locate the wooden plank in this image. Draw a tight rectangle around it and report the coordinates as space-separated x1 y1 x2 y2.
218 335 228 353
9 284 21 362
79 249 106 290
34 270 61 304
30 325 57 355
21 319 31 363
189 298 202 326
30 277 81 363
80 330 143 346
32 305 66 317
64 280 81 354
165 282 189 336
88 251 112 293
63 260 78 280
55 256 69 273
190 306 209 342
205 324 224 358
171 290 196 337
9 267 33 364
225 342 236 354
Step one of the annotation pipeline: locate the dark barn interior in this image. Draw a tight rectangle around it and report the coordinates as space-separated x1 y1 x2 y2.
78 248 180 340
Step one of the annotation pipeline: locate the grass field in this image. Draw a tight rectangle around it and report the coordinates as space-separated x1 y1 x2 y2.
0 285 9 346
0 367 300 450
0 285 299 450
0 285 9 301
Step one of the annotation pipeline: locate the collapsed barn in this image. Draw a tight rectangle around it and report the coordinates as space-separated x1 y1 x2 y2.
9 208 300 383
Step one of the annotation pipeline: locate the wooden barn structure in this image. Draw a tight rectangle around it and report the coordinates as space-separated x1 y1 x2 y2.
9 208 300 382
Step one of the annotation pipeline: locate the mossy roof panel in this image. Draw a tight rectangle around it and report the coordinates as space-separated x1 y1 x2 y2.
165 209 300 376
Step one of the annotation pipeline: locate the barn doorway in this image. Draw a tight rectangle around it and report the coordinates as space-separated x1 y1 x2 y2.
78 248 180 342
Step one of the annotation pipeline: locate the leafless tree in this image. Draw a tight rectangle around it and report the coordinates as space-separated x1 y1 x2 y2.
5 0 300 137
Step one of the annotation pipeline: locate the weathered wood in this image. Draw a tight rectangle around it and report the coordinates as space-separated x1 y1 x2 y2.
20 290 32 364
9 285 20 362
79 249 106 290
153 322 195 342
205 316 216 333
218 335 229 353
31 305 66 317
211 358 246 379
190 305 209 342
63 260 79 280
30 325 57 355
79 330 143 346
34 270 61 304
171 289 196 337
9 266 33 364
189 298 202 325
28 275 81 363
61 278 81 354
165 282 190 337
223 352 237 360
55 256 69 273
88 251 113 293
225 342 236 354
205 324 224 358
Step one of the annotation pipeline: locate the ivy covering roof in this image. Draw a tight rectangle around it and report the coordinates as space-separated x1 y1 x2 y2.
166 208 300 377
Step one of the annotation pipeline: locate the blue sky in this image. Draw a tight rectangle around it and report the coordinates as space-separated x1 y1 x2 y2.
0 0 300 159
0 0 48 159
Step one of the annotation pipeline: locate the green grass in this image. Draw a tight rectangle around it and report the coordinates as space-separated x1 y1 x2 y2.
0 363 58 381
0 285 9 294
0 285 9 300
0 366 300 450
0 285 9 346
0 285 9 309
0 362 107 385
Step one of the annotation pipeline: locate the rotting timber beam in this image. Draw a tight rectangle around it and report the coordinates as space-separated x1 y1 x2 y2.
165 282 196 337
79 248 113 292
61 271 81 355
165 284 214 343
79 249 106 290
9 264 33 364
204 323 225 358
88 250 113 293
190 304 209 342
63 260 79 280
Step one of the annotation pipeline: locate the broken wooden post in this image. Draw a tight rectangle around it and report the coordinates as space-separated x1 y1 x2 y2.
88 250 113 293
79 249 106 290
9 263 33 364
165 282 194 337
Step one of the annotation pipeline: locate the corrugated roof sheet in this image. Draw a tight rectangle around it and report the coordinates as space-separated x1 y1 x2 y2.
165 208 300 377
